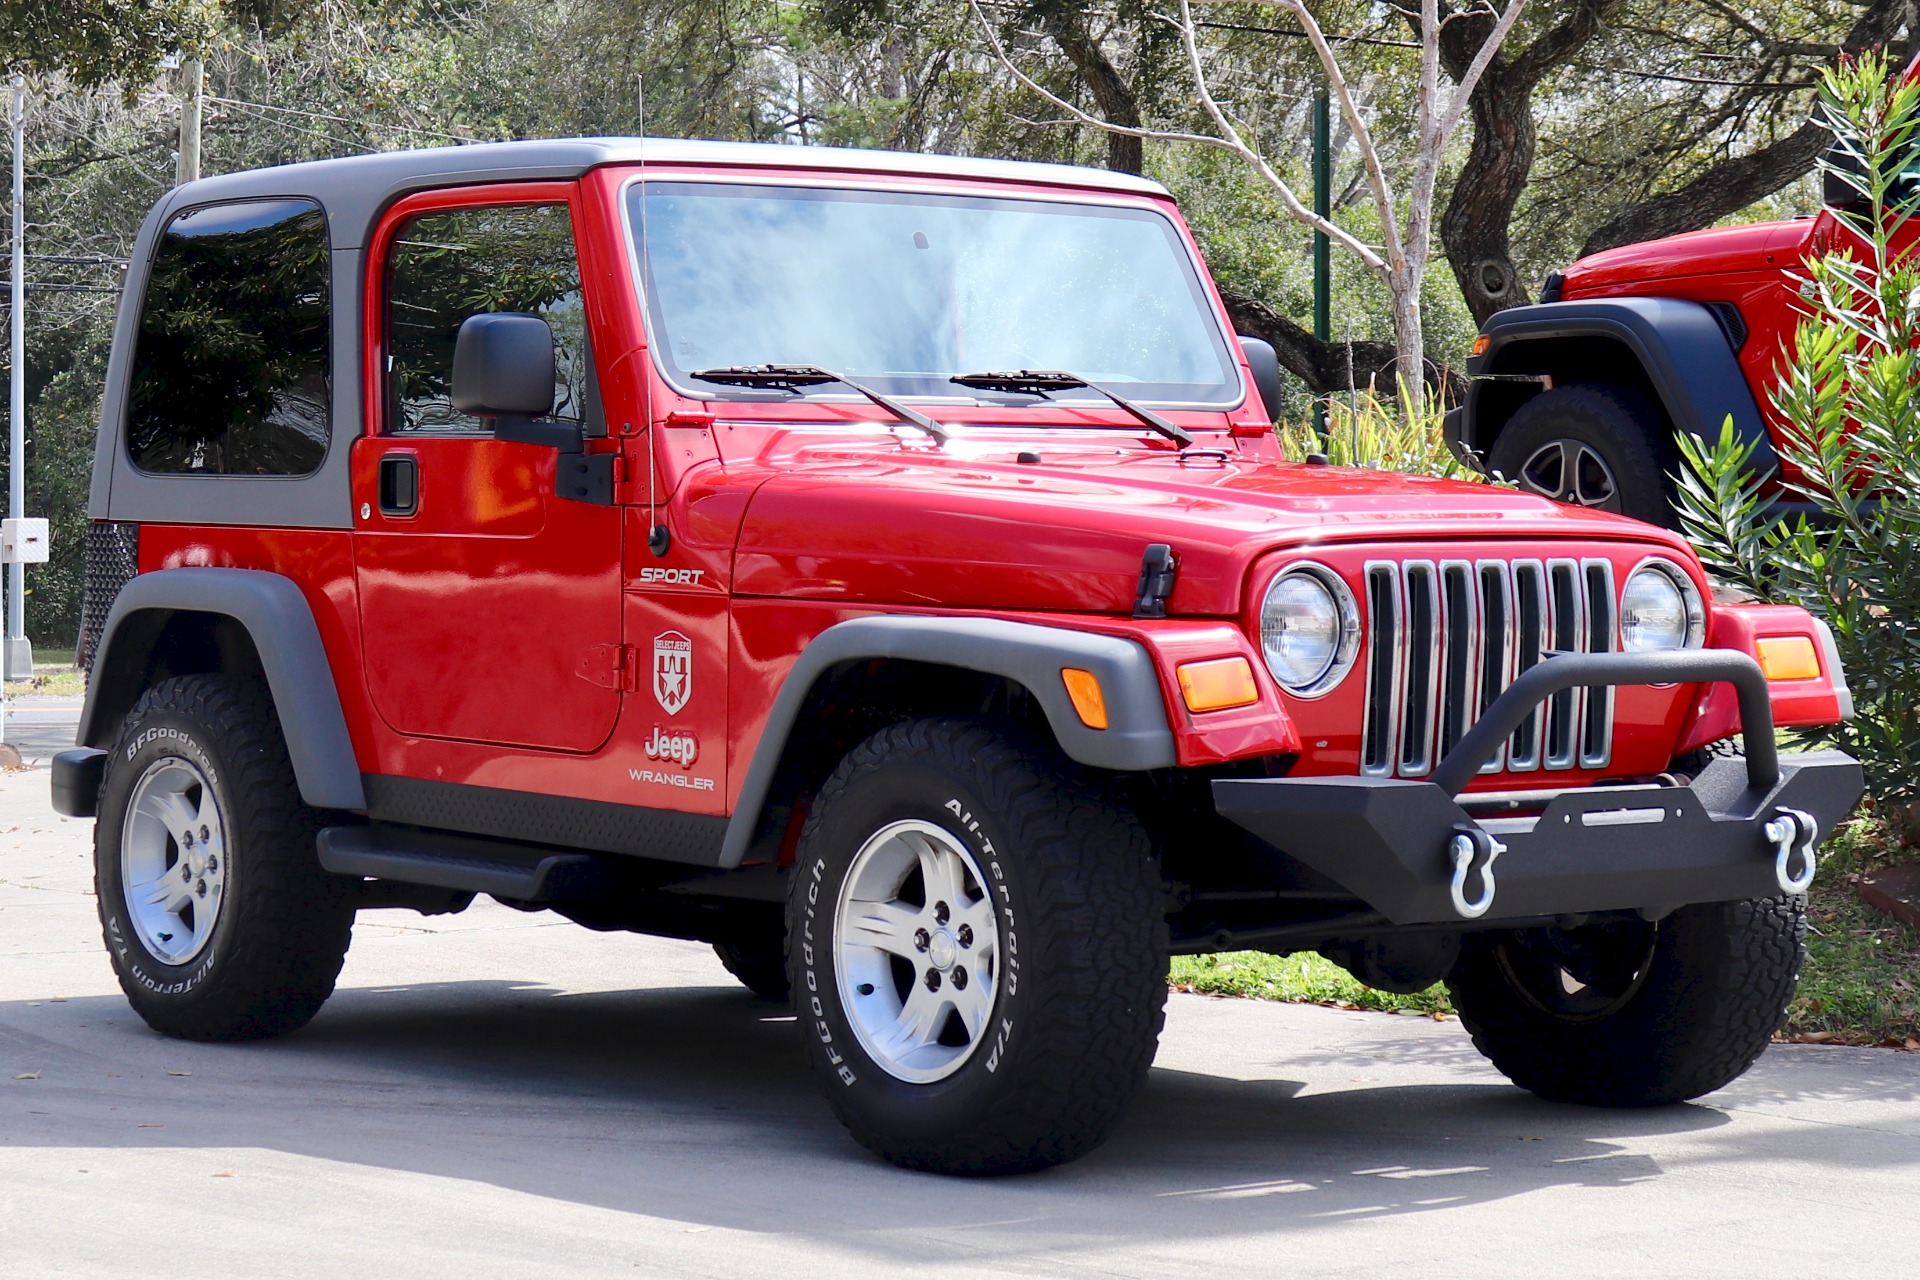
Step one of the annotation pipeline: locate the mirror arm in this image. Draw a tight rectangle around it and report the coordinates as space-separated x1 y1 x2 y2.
491 415 586 453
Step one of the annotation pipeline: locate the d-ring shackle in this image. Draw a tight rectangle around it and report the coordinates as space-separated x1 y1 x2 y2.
1448 828 1506 920
1763 807 1820 895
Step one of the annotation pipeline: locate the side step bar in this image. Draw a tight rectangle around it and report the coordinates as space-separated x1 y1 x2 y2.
317 825 607 902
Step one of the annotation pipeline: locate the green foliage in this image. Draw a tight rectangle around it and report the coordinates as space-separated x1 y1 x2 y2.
1169 951 1455 1017
1673 51 1920 809
2 1 210 87
1275 386 1483 481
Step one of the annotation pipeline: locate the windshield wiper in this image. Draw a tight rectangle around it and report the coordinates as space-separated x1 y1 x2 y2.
692 364 948 443
950 370 1193 448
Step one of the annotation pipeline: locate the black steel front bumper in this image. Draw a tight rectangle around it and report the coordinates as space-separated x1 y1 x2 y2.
1214 650 1864 926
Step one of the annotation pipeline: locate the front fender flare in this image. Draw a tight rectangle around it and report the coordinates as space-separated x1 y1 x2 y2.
719 615 1176 868
80 568 366 812
1460 297 1779 470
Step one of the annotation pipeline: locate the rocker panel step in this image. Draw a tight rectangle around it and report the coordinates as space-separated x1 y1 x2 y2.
316 825 607 901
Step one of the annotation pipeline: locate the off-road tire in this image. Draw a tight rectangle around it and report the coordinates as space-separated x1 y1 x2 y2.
1447 896 1805 1106
1488 383 1675 526
95 674 356 1041
714 937 790 1003
788 717 1168 1175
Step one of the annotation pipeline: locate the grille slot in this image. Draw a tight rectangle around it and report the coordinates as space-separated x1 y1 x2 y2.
1359 554 1618 784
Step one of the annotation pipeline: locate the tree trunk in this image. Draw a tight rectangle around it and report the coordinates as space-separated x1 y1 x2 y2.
1034 5 1143 173
1221 288 1462 403
1440 58 1540 324
1428 0 1624 325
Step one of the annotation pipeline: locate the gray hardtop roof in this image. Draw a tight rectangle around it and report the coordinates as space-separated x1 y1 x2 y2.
162 138 1173 250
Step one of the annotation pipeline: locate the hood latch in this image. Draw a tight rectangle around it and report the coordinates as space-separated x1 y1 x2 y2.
1134 543 1177 618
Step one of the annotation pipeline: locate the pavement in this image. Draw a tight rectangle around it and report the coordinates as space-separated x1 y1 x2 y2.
4 700 1920 1276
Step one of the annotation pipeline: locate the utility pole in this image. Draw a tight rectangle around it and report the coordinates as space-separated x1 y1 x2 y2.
1311 89 1331 441
176 58 203 186
4 75 28 683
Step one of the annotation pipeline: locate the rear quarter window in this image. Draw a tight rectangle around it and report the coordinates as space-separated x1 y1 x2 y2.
127 199 332 476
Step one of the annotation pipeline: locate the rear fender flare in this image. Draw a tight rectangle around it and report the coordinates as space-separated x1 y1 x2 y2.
719 616 1176 868
80 568 366 812
1454 297 1778 471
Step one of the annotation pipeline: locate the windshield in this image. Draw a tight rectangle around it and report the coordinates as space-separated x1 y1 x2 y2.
627 181 1242 406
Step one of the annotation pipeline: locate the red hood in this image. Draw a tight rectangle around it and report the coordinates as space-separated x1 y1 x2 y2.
1564 219 1811 293
730 439 1699 614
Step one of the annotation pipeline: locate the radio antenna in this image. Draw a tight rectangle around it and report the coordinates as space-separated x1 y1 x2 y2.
636 75 671 557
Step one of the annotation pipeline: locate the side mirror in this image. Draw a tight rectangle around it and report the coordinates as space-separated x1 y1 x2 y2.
1237 335 1284 425
451 312 580 449
1822 138 1871 212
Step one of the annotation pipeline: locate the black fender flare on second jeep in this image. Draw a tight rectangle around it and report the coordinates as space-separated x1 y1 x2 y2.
1445 296 1781 475
54 568 366 818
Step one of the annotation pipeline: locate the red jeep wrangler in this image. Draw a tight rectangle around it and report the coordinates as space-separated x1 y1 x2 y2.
1449 69 1917 526
57 139 1860 1175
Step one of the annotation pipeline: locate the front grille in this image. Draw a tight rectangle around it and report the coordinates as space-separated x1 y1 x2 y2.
1361 557 1616 780
78 521 139 674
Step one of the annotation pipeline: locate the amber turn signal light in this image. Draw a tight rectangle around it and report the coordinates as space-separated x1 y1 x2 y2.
1471 334 1490 356
1178 657 1260 713
1756 635 1821 682
1061 668 1109 729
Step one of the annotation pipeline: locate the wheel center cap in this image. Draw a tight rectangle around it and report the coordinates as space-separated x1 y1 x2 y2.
927 929 958 970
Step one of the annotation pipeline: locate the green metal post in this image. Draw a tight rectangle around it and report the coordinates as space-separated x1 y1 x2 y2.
1312 89 1331 441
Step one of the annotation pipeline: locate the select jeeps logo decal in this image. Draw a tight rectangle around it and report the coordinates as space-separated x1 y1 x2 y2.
643 724 698 767
652 630 693 715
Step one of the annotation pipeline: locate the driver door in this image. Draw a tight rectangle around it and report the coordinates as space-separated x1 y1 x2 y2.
352 184 622 753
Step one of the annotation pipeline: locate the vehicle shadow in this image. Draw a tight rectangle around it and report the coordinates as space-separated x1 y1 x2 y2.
3 979 1915 1259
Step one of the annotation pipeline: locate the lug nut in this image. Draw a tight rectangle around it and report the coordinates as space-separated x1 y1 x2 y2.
181 864 192 882
195 879 207 897
925 969 942 992
952 966 968 990
933 901 950 924
957 924 973 948
200 826 210 842
914 928 931 952
181 830 194 848
205 855 218 873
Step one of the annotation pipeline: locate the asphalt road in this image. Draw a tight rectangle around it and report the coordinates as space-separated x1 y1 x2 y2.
4 718 1919 1277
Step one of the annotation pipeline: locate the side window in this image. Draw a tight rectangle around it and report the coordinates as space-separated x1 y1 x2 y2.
386 202 591 434
127 199 331 475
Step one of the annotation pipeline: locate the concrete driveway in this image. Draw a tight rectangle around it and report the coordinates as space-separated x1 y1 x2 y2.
3 750 1918 1277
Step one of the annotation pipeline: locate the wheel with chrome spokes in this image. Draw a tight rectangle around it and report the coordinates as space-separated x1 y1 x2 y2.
120 757 229 966
835 819 1000 1084
95 674 356 1042
790 717 1167 1175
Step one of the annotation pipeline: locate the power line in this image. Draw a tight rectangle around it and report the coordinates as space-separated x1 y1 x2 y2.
206 96 474 144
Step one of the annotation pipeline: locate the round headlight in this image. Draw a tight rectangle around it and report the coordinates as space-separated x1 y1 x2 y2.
1621 560 1704 652
1259 565 1359 696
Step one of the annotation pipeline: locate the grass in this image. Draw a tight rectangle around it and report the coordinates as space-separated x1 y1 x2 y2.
1171 814 1920 1049
15 648 84 698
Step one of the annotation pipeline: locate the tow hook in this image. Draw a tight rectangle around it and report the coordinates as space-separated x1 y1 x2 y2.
1447 828 1506 920
1764 807 1820 895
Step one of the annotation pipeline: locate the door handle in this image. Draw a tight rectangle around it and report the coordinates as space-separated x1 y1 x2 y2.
378 454 418 517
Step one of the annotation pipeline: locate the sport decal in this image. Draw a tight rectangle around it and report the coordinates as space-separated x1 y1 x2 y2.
652 630 693 715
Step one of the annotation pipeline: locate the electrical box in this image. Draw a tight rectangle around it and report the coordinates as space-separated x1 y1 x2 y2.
0 518 49 564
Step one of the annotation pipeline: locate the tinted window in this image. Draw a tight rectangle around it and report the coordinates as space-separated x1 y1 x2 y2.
387 203 590 433
128 199 331 475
